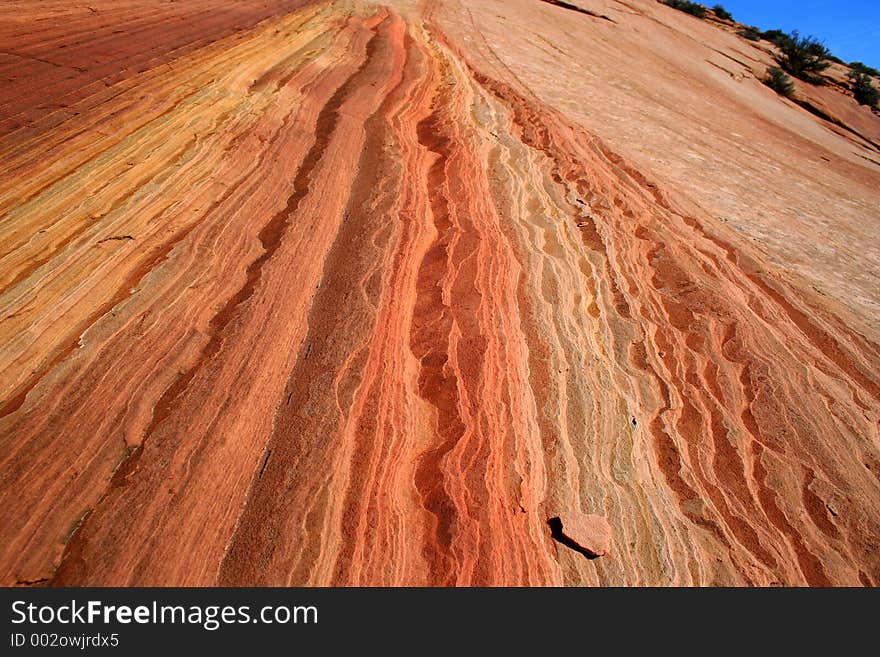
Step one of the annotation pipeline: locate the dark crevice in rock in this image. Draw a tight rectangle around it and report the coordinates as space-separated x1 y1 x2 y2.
794 98 880 152
540 0 616 23
15 577 49 586
97 235 134 243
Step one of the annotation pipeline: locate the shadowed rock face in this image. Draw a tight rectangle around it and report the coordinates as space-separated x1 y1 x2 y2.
0 0 878 586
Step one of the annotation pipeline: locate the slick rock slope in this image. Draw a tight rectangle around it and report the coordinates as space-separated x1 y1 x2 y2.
0 0 878 586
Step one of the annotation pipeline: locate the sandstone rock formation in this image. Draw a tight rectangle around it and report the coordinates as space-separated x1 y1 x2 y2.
0 0 878 586
549 513 613 558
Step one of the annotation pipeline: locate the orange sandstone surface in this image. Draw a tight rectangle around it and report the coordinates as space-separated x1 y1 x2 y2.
1 0 879 586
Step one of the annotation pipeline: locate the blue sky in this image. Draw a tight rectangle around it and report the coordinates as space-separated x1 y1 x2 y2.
716 1 880 67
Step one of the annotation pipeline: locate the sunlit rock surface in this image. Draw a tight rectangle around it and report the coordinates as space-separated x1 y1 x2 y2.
1 0 878 586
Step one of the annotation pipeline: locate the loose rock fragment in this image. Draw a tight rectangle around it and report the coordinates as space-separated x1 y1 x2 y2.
548 513 613 558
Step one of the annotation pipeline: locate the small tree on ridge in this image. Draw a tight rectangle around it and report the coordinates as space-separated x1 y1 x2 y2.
712 5 732 21
774 31 831 84
848 70 879 108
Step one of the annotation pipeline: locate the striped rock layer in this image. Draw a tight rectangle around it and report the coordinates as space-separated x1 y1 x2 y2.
1 0 878 586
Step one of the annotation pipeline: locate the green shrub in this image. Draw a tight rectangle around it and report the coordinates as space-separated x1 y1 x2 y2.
738 26 761 41
761 29 788 45
773 31 831 83
663 0 707 19
712 5 732 20
763 67 796 98
848 70 879 108
850 61 880 78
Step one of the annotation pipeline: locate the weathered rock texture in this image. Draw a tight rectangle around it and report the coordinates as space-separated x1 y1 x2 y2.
1 0 878 586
